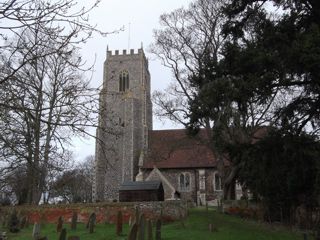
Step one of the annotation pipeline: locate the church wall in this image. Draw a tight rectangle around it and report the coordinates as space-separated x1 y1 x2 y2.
144 168 224 203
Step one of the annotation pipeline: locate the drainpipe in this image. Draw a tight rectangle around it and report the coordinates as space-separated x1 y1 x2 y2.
194 169 198 205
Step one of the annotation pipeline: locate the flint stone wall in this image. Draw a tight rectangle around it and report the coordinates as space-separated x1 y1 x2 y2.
0 201 188 224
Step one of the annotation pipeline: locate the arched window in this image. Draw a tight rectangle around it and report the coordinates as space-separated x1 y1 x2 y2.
179 172 191 191
213 171 222 191
119 70 129 92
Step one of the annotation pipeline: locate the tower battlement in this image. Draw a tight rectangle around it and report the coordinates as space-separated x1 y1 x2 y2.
107 48 144 57
106 48 149 69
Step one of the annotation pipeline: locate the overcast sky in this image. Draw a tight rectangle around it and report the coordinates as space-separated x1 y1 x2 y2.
71 0 193 161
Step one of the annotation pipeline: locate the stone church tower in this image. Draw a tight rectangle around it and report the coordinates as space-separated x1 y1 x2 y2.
93 48 152 201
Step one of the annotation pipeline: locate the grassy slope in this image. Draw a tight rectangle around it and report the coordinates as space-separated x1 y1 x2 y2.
163 208 301 240
7 207 301 240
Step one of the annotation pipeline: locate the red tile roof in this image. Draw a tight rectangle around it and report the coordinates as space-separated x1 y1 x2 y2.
143 129 220 169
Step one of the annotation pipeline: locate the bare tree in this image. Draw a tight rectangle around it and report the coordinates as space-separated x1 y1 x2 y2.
50 155 95 203
0 22 99 204
0 0 121 85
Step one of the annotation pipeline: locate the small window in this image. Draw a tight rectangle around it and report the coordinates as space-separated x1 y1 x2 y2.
119 70 129 92
214 172 222 191
179 173 191 191
199 176 205 190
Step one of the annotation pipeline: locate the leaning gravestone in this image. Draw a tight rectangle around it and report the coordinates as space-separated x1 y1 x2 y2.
32 223 40 240
128 223 138 240
71 211 77 230
59 228 67 240
116 211 123 235
155 219 161 240
86 212 95 229
137 214 145 240
88 213 96 234
134 207 140 224
57 216 63 232
147 220 153 240
9 209 19 233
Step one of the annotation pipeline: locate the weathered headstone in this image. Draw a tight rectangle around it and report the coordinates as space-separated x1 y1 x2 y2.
135 207 140 224
116 211 123 235
25 217 29 228
208 223 217 232
9 209 19 233
88 213 96 234
59 228 67 240
57 216 63 232
68 236 80 240
155 219 161 240
32 223 40 240
128 223 138 240
71 211 77 230
40 212 46 228
129 216 133 227
104 210 110 225
20 216 27 229
86 212 95 229
147 220 153 240
137 214 145 240
179 209 185 228
160 206 164 220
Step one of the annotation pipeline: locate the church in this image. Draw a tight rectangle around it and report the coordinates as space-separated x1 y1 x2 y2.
93 48 241 204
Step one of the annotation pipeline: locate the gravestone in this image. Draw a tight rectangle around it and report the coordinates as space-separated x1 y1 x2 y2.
86 213 95 229
68 236 80 240
208 223 217 232
128 223 138 240
9 209 19 233
20 216 27 229
155 219 161 240
71 211 77 230
128 216 132 227
32 223 40 240
88 213 96 233
134 207 140 224
57 216 63 232
116 211 123 235
179 209 185 228
147 220 153 240
40 212 46 228
137 214 145 240
59 228 67 240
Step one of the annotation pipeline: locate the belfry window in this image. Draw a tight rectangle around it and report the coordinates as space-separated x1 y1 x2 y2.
119 70 129 92
179 173 191 191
